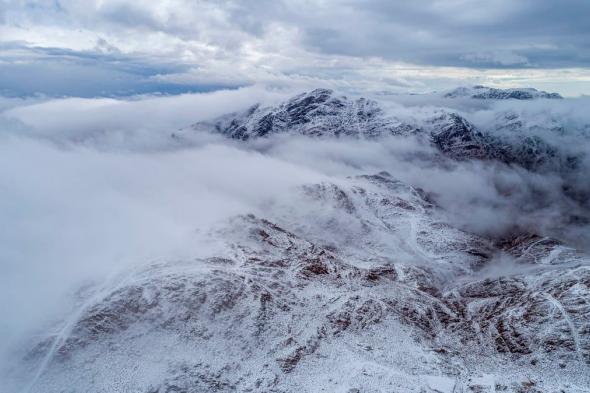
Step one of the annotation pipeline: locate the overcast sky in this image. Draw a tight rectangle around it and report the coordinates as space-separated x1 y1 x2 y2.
1 0 589 96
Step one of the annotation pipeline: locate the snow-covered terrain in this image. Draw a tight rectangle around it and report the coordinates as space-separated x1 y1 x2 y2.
1 87 589 392
443 86 563 100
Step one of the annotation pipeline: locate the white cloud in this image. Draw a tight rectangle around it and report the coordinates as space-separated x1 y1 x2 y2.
1 0 589 96
1 86 288 147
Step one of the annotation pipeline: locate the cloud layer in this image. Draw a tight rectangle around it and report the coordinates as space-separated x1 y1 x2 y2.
1 1 589 96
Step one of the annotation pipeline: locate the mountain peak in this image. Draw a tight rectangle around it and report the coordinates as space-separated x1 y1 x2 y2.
192 88 405 140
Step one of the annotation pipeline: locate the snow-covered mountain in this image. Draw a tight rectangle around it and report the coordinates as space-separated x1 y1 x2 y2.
11 172 590 392
4 88 590 393
189 88 412 140
444 86 563 100
189 88 584 174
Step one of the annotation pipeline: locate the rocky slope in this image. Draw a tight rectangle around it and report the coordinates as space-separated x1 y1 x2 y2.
7 172 589 393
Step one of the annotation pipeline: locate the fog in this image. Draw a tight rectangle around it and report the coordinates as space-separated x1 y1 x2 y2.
1 87 589 374
2 86 289 150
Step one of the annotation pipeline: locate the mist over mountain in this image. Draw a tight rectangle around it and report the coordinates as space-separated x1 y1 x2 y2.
1 85 589 392
4 0 590 391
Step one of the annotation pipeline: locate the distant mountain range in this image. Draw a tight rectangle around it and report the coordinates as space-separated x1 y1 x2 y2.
444 85 563 100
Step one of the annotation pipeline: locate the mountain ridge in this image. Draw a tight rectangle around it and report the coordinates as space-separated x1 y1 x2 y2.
443 85 563 100
187 88 582 174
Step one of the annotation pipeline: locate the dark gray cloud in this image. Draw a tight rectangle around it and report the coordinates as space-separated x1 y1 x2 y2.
0 0 589 96
297 0 590 68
